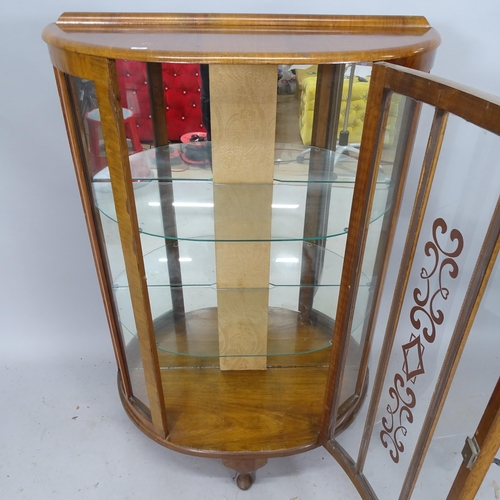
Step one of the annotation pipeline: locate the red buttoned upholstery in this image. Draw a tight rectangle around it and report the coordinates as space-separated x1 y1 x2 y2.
116 61 206 143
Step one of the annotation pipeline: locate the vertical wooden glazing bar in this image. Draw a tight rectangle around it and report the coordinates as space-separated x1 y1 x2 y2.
399 198 500 500
210 64 277 370
355 107 449 473
94 58 168 436
447 375 500 500
53 66 133 400
146 62 185 321
299 64 345 317
319 64 392 444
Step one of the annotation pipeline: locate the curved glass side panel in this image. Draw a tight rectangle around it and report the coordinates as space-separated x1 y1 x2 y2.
69 76 150 411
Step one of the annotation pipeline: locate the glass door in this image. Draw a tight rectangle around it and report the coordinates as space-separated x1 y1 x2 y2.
323 62 500 500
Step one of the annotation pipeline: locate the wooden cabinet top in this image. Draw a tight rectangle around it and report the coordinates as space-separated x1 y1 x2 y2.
42 13 440 64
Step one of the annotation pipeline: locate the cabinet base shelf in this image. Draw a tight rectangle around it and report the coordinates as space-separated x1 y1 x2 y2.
161 365 329 452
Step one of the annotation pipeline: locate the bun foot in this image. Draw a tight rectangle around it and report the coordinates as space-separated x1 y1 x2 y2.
236 473 254 490
222 457 267 490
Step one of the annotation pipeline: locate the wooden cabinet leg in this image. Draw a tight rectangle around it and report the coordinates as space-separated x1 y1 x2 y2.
236 473 253 490
222 458 268 490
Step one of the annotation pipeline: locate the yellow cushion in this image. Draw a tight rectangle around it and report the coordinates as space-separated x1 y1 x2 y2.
298 74 400 147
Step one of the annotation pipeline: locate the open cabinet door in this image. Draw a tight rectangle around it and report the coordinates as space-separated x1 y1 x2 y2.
322 63 500 500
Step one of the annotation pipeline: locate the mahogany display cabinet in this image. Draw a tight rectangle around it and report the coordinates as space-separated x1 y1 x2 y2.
43 13 500 499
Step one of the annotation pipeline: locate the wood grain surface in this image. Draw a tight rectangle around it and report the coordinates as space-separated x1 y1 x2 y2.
211 65 276 370
210 65 276 185
43 14 440 65
162 365 327 451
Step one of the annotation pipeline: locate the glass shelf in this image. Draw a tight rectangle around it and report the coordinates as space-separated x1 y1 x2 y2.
112 241 372 288
114 287 370 358
153 306 335 358
112 242 372 358
93 143 390 242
